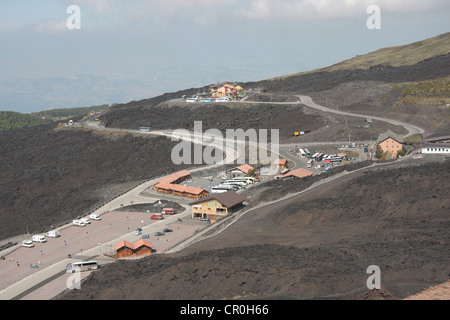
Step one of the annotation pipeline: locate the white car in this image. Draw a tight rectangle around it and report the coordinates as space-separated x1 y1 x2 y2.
90 214 101 221
22 240 34 248
215 97 230 102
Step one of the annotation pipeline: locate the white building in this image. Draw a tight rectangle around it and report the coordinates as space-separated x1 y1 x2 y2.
421 143 450 154
421 133 450 155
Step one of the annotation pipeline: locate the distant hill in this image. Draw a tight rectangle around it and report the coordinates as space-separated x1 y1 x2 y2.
277 32 450 79
0 111 52 131
0 104 114 132
32 104 114 121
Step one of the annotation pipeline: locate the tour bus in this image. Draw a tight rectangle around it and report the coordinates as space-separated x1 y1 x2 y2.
232 177 256 183
215 184 236 190
226 180 247 186
218 183 240 191
315 153 323 162
298 149 307 157
307 159 314 168
211 186 231 194
66 261 99 273
304 149 311 158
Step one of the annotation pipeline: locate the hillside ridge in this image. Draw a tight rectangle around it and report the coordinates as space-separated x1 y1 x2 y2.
275 32 450 79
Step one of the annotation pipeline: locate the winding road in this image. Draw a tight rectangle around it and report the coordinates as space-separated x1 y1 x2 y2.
297 95 425 137
0 94 427 300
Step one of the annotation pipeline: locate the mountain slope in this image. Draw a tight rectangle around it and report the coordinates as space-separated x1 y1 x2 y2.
278 32 450 79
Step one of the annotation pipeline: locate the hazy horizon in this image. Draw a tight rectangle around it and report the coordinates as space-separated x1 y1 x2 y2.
0 0 449 113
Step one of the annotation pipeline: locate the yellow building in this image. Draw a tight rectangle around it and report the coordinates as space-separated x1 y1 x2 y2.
190 191 245 223
377 130 404 158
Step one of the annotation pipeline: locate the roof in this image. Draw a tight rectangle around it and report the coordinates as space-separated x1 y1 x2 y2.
115 239 153 251
157 170 191 184
189 190 245 208
274 159 287 165
115 240 135 251
377 130 404 144
282 168 314 179
154 182 207 195
133 239 153 249
422 143 450 148
422 132 450 143
228 164 254 174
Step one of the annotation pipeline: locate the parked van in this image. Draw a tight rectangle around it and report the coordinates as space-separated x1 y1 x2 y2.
22 240 34 248
216 97 230 102
90 214 101 221
32 235 47 243
46 230 60 238
80 217 90 224
73 219 86 227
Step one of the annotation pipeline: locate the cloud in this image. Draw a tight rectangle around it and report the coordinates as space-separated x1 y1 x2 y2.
66 0 239 27
20 19 68 34
235 0 450 21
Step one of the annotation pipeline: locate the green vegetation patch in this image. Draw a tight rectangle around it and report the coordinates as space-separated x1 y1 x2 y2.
0 111 52 131
395 77 450 106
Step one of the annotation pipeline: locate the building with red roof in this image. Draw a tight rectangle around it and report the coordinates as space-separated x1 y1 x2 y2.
280 168 314 179
274 159 288 169
115 239 153 258
153 170 209 199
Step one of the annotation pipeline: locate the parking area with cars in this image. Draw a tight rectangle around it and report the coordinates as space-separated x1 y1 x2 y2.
0 207 209 299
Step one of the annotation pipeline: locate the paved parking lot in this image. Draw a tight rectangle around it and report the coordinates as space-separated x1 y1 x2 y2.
0 208 208 299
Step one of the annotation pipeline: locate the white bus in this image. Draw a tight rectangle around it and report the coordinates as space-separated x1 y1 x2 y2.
232 177 255 183
226 180 247 186
211 187 230 194
304 149 311 157
219 183 240 190
66 261 99 273
307 159 314 168
299 149 307 157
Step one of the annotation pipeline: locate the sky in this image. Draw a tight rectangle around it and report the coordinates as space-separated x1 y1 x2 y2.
0 0 449 113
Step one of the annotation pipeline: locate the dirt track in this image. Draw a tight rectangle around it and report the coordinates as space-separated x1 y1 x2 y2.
56 158 450 300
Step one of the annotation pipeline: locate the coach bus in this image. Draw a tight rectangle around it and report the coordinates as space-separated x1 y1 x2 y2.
211 186 232 194
232 177 256 183
66 261 99 273
304 149 311 158
298 149 307 157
